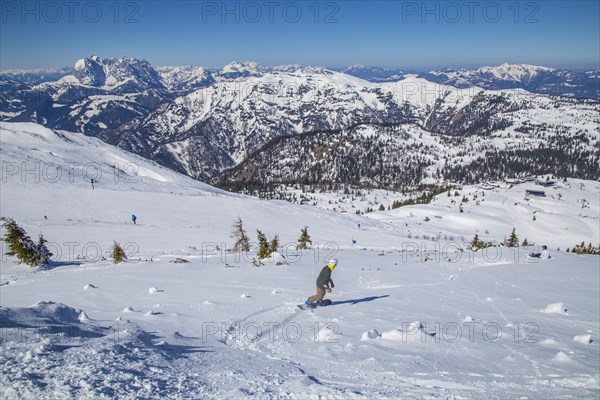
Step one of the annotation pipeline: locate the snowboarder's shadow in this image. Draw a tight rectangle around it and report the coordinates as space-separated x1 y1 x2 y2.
331 295 390 306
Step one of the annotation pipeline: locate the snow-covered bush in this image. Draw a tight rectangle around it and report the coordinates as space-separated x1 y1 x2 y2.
468 233 494 252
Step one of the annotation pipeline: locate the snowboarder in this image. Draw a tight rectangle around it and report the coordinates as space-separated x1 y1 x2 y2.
305 259 337 306
131 214 137 225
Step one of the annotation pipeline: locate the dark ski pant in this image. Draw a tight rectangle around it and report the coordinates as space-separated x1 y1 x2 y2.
308 287 326 304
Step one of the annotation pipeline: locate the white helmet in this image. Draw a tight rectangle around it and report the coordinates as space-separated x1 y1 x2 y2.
328 259 338 267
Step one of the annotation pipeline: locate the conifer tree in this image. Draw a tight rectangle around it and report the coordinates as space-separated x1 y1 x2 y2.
111 241 127 264
256 230 270 259
1 217 52 267
505 228 519 247
270 234 279 254
34 234 53 265
296 226 313 250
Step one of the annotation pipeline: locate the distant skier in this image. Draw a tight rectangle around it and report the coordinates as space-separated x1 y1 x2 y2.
305 259 337 306
91 179 95 190
131 214 137 225
530 245 550 259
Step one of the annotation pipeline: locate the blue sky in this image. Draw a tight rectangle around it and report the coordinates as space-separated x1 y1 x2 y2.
1 1 598 70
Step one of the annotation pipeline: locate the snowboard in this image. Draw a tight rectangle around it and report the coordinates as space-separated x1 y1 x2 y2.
297 299 332 310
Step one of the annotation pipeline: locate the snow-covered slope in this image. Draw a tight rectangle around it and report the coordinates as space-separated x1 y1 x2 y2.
0 122 222 195
366 180 600 251
1 123 598 399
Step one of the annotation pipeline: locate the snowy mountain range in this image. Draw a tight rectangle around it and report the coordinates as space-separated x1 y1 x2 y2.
1 57 598 189
418 63 600 99
339 65 407 82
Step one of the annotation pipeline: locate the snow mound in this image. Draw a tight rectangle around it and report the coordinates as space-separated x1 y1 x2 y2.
145 310 159 316
28 301 82 323
539 338 561 347
122 306 135 313
240 293 251 298
270 252 287 264
317 325 339 342
553 351 574 363
84 284 97 290
148 287 159 294
574 334 592 345
380 322 433 343
462 315 476 323
541 303 568 314
0 303 107 344
361 329 382 341
271 289 281 294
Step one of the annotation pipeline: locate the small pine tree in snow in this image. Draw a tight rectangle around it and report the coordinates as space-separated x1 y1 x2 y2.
468 234 487 251
256 230 270 259
1 217 52 267
230 217 250 252
521 238 530 247
270 234 279 254
111 241 127 264
571 242 600 255
378 204 385 211
296 226 313 250
505 228 519 247
34 234 53 265
1 217 28 261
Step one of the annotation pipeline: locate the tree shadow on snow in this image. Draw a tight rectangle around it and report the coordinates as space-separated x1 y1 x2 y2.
39 261 83 271
330 295 390 306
